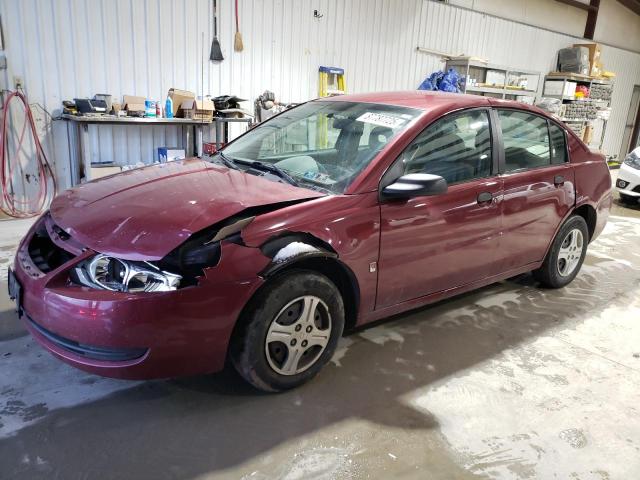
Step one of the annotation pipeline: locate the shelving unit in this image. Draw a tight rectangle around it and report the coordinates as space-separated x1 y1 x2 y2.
445 58 541 102
542 74 614 151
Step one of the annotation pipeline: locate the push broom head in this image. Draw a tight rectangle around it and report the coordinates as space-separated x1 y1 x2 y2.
210 37 223 61
234 31 243 52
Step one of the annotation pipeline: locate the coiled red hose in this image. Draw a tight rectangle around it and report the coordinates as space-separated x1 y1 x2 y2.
0 90 57 218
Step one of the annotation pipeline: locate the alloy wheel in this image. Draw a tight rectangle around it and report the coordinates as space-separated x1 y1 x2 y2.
557 228 584 277
265 295 332 376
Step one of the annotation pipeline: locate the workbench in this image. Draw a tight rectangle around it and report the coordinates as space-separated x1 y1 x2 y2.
62 114 211 185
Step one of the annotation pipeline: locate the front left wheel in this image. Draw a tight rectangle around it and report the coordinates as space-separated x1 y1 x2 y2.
230 270 345 392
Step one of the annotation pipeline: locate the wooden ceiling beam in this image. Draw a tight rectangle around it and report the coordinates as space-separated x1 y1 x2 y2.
584 0 600 39
616 0 640 16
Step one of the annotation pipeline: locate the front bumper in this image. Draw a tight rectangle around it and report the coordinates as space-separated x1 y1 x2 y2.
616 163 640 199
13 215 269 380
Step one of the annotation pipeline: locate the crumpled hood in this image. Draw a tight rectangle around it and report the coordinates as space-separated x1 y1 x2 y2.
50 159 324 260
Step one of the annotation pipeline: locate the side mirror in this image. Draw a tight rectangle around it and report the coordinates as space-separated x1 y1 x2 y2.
381 173 448 200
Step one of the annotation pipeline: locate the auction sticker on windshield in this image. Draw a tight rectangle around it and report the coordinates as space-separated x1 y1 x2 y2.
356 112 407 129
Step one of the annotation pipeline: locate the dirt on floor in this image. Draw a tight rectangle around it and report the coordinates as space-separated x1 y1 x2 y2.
1 182 640 480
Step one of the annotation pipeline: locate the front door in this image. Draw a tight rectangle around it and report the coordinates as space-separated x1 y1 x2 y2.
377 109 502 309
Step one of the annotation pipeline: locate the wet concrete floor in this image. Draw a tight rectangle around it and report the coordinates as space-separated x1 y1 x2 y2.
1 180 640 479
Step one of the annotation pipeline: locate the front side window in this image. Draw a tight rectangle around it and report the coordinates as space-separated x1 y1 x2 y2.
222 101 421 193
498 110 551 172
399 110 493 184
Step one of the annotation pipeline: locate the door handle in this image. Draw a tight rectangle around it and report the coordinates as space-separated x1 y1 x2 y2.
554 175 565 186
477 191 493 204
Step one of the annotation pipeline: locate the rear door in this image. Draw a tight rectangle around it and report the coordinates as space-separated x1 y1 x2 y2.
376 108 503 309
494 109 575 271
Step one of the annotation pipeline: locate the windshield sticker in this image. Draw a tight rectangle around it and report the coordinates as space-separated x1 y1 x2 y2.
356 112 407 129
299 170 336 185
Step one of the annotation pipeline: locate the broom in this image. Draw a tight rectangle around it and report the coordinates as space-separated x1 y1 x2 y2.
210 0 223 62
234 0 244 52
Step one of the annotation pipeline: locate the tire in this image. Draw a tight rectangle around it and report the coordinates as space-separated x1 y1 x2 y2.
230 270 345 392
533 215 589 289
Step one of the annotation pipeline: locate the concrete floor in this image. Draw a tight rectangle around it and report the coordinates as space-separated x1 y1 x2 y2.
1 179 640 480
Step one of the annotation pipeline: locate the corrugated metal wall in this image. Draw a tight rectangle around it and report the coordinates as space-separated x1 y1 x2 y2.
1 0 639 193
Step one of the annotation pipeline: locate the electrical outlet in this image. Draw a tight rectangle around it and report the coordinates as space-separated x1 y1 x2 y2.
13 75 23 90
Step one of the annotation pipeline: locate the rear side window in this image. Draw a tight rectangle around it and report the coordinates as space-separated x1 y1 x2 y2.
498 110 550 172
549 123 568 164
400 110 492 185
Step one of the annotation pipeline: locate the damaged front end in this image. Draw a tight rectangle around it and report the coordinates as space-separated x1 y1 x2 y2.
68 198 342 295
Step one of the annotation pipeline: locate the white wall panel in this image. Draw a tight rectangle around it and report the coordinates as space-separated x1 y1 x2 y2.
1 0 639 196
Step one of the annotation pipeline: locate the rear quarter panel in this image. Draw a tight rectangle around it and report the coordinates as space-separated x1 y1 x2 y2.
569 135 612 241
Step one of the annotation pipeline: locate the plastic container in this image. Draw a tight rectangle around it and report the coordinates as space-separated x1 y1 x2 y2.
145 100 156 118
165 96 174 119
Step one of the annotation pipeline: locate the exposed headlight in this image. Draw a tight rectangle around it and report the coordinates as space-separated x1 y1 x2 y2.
624 151 640 170
74 254 181 292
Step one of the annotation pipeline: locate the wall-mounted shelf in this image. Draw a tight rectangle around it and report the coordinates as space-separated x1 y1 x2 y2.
542 74 614 151
445 58 541 102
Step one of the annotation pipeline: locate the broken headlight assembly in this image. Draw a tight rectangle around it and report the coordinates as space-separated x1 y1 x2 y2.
71 215 255 291
73 254 182 292
156 215 254 286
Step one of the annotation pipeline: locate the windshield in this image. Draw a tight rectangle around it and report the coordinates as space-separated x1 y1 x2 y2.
220 101 421 194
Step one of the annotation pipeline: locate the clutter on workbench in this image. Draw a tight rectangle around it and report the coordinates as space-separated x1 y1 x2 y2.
168 88 196 117
74 98 108 115
165 96 174 118
254 90 295 122
123 95 146 117
181 98 215 121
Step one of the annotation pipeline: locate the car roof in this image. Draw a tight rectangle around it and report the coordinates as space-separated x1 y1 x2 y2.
320 90 547 116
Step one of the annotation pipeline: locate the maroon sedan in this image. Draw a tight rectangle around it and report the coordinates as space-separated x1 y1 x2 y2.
8 91 612 391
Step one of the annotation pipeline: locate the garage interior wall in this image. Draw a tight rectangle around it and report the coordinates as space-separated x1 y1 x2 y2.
449 0 640 51
1 0 639 193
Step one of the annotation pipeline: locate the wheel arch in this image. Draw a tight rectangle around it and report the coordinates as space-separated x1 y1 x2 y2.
257 232 360 331
573 203 597 242
540 202 597 264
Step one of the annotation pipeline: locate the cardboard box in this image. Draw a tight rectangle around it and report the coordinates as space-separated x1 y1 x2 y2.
181 99 215 121
168 88 195 117
583 124 593 144
123 95 146 115
90 165 122 179
544 80 576 98
573 43 601 76
158 147 186 163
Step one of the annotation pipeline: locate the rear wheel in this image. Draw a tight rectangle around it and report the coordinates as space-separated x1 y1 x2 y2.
230 270 344 392
533 215 589 288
